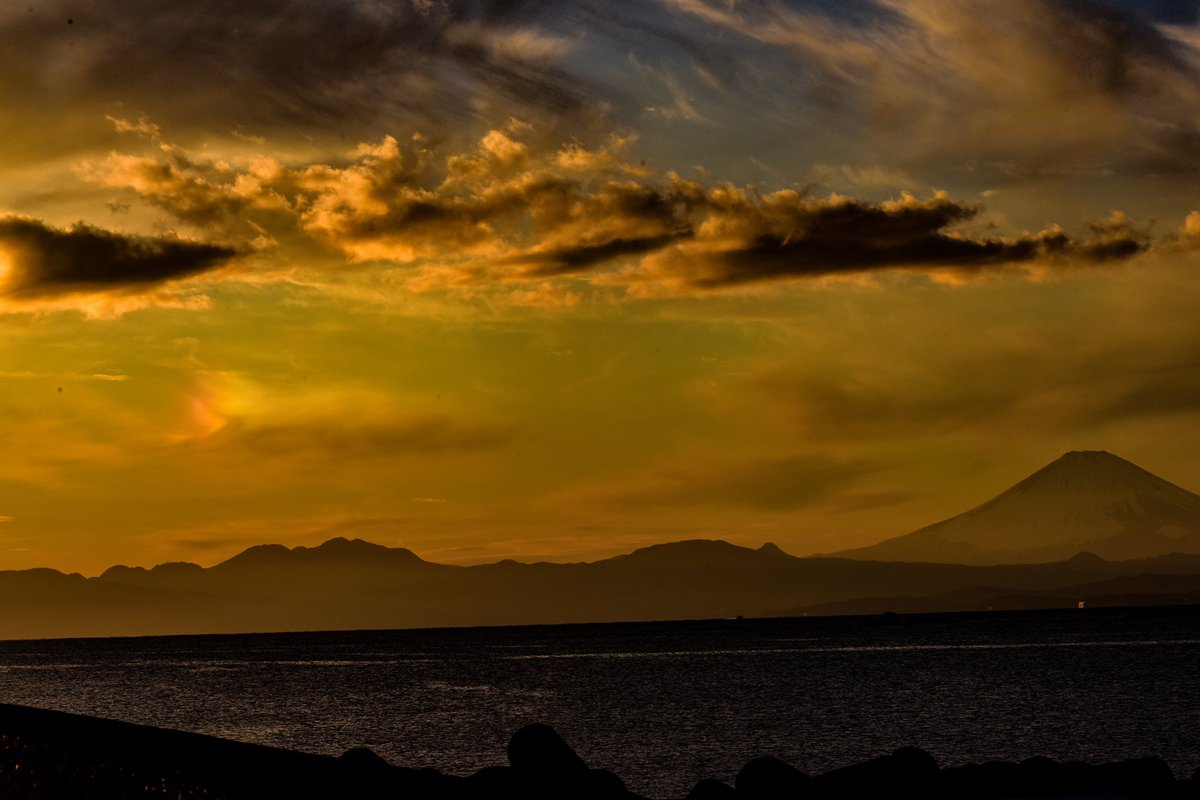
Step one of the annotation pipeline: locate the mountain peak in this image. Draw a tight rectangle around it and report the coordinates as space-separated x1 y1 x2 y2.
1064 551 1108 565
313 537 387 553
213 538 424 571
1044 450 1136 471
835 451 1200 565
614 539 797 569
312 537 424 563
616 539 757 567
1041 450 1140 474
1009 450 1175 499
1060 449 1116 459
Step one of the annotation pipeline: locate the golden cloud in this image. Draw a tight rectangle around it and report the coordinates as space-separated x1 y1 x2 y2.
86 123 1154 298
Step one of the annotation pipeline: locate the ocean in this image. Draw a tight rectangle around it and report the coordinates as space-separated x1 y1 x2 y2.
0 606 1197 799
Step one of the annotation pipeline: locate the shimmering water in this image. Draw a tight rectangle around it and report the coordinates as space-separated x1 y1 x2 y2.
0 607 1197 799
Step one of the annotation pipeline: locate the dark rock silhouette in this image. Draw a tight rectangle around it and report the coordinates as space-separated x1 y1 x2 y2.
734 755 811 798
338 746 390 769
938 754 1180 800
809 746 939 798
466 764 523 797
686 777 737 799
894 744 940 773
335 746 429 796
506 723 637 799
507 722 591 775
0 704 1193 799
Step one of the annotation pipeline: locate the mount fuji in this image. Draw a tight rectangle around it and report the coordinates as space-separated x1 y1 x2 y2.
834 451 1200 565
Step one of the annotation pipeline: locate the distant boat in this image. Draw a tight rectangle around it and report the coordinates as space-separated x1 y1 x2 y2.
1077 600 1086 609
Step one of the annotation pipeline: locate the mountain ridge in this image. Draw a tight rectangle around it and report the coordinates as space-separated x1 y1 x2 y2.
0 534 1198 640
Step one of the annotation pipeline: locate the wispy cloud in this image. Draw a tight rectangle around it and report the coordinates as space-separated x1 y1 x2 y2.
663 0 1200 174
0 0 598 159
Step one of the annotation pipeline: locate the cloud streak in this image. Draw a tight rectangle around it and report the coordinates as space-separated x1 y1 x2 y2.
199 414 518 461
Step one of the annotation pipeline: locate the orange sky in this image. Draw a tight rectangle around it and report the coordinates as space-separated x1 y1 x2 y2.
1 0 1199 575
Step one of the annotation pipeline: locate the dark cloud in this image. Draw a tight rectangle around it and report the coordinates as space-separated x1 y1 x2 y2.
0 216 237 299
516 234 689 276
700 197 1022 284
634 192 1152 289
697 229 1143 288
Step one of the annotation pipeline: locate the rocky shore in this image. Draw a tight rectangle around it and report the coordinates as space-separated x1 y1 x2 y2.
0 704 1193 799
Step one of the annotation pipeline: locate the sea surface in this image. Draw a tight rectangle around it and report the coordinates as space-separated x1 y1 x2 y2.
0 607 1197 799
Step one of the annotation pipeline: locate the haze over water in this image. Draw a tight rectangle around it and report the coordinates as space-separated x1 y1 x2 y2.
1 607 1197 799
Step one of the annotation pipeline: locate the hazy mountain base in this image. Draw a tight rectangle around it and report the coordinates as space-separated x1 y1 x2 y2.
3 538 1200 639
769 574 1200 617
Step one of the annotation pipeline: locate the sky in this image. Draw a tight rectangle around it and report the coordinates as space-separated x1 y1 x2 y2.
2 0 1200 575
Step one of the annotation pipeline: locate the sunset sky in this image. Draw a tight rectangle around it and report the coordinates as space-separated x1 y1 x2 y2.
3 0 1200 575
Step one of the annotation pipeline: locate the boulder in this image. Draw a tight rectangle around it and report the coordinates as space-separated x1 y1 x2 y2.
338 747 392 770
507 723 590 777
735 755 811 799
466 764 522 796
686 777 737 799
939 760 1021 797
812 747 938 799
506 724 627 799
1095 757 1176 798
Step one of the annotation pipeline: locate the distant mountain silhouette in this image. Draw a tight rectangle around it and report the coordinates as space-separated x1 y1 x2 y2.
3 535 1200 639
833 451 1200 565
